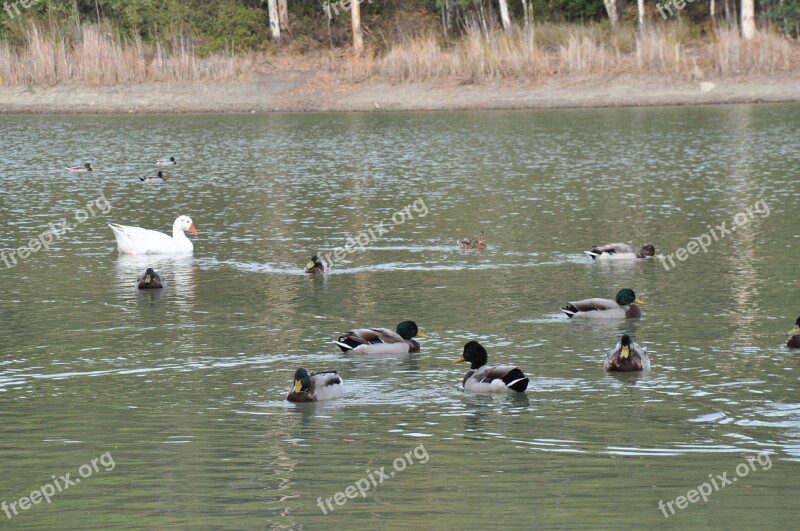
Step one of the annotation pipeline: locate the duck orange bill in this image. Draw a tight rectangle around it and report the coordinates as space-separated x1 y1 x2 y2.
634 297 644 304
305 261 316 271
189 224 197 235
292 380 303 393
416 331 430 339
454 355 465 364
789 326 800 336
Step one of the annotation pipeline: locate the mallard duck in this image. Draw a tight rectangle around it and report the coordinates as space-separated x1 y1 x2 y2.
154 157 177 166
604 334 650 371
304 254 329 274
66 163 93 173
454 341 529 393
585 243 656 260
561 288 643 319
334 321 429 354
286 368 344 402
787 317 800 348
458 230 487 250
136 267 167 289
109 215 196 254
140 171 165 183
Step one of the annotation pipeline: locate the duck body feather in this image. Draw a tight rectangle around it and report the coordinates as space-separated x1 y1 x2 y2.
562 298 641 319
463 364 529 393
604 336 650 371
335 328 420 354
287 370 344 402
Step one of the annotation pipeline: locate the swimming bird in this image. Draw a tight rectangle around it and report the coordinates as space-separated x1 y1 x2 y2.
154 157 177 166
335 321 429 354
304 254 329 274
787 317 800 348
66 163 93 173
286 368 344 402
458 230 487 250
136 267 167 289
561 288 643 319
454 341 529 393
109 215 196 254
604 334 650 371
140 171 165 183
585 243 656 260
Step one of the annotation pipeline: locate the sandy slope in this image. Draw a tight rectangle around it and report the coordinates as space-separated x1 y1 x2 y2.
0 70 797 113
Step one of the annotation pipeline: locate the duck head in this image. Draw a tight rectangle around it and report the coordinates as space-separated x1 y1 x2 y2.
788 317 800 337
292 368 312 393
454 341 488 369
305 254 324 272
396 320 429 341
616 288 643 306
620 334 632 358
143 267 156 285
639 244 656 257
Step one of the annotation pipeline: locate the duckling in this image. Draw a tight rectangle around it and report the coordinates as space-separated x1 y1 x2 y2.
286 368 344 402
604 334 650 371
335 321 429 354
140 171 165 183
787 317 800 348
136 267 167 289
585 243 656 260
304 254 329 274
454 341 529 393
66 163 93 173
154 157 177 166
458 230 487 250
561 288 643 319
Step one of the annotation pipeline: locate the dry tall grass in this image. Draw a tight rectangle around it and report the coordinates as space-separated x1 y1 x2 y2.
345 23 796 84
0 24 252 85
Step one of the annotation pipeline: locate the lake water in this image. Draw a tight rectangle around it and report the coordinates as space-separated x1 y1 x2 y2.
0 105 798 529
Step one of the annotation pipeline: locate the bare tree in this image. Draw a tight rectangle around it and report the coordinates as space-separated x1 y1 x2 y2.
352 0 364 53
740 0 756 38
267 0 280 41
498 0 512 29
636 0 645 34
603 0 621 28
278 0 289 33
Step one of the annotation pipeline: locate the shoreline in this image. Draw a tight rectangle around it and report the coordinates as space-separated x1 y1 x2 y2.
0 71 798 114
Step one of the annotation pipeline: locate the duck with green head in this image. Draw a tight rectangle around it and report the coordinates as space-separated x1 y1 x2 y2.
136 267 167 289
585 243 656 260
455 341 529 393
561 288 643 319
787 317 800 348
304 254 329 274
66 163 93 173
334 321 429 354
604 334 650 371
286 368 344 402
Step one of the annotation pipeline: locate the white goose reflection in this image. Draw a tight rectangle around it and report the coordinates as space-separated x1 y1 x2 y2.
114 253 198 311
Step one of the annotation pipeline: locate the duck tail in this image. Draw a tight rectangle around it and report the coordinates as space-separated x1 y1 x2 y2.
503 369 529 392
560 304 578 317
584 250 600 259
334 337 360 353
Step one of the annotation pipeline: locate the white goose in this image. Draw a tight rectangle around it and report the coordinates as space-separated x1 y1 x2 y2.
109 216 197 255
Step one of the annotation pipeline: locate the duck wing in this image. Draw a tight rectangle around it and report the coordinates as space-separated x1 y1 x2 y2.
468 364 529 392
309 371 344 400
564 297 620 313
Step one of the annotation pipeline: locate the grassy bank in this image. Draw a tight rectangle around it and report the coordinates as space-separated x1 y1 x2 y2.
0 21 795 86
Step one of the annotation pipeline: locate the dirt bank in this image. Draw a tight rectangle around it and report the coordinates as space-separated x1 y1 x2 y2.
0 70 798 113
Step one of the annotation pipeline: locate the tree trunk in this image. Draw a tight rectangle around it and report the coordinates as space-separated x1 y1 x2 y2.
267 0 280 41
498 0 512 29
351 0 364 53
278 0 289 33
710 0 715 19
603 0 620 28
740 0 756 39
636 0 645 34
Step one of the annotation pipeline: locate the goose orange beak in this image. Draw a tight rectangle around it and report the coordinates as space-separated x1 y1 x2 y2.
189 224 197 235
